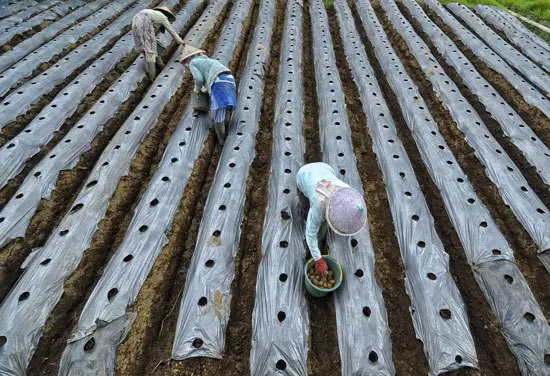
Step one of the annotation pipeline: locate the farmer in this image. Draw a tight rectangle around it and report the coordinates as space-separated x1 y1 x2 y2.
296 162 367 275
132 6 184 81
180 44 237 146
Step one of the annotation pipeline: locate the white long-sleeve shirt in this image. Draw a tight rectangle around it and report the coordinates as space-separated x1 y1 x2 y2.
140 8 183 45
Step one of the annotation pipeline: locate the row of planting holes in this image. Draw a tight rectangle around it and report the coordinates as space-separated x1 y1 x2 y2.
273 3 302 371
0 60 142 223
0 75 178 352
191 1 264 352
440 3 549 98
461 5 546 70
487 8 545 56
391 8 550 214
366 4 542 337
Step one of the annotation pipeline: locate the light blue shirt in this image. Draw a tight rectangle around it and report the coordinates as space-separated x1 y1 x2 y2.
296 162 348 261
188 55 231 92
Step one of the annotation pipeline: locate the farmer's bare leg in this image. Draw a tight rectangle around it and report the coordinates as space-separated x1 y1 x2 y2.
155 55 165 70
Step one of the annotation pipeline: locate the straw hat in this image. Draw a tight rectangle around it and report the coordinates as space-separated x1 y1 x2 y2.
325 187 367 236
180 44 205 63
153 6 176 22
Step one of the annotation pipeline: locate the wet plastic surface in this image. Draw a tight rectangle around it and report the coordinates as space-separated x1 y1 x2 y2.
310 0 395 374
359 1 550 374
0 0 109 73
0 0 84 47
0 2 225 375
172 0 275 360
402 0 550 187
249 0 308 375
0 0 134 99
424 0 550 119
383 0 550 260
336 0 477 374
474 5 550 71
446 3 549 95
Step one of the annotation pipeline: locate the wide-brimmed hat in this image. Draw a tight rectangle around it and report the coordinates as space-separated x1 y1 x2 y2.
325 187 367 236
180 44 205 63
154 6 176 22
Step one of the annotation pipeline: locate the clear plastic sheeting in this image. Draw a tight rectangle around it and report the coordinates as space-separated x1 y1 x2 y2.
0 0 109 73
357 2 550 375
0 0 85 47
0 0 141 129
172 0 275 360
382 0 550 259
423 0 550 119
0 30 136 189
310 1 395 374
249 1 308 375
402 0 550 187
474 5 550 71
0 8 211 375
446 3 549 95
335 1 477 374
489 6 550 54
0 0 185 249
57 0 252 374
0 0 38 19
0 0 134 98
0 1 59 30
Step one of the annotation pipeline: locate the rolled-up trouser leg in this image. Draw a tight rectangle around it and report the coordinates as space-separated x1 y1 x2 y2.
214 121 226 146
146 61 156 81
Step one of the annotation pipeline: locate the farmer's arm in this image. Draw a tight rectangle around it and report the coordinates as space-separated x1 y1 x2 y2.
189 62 204 92
159 14 184 44
305 207 323 261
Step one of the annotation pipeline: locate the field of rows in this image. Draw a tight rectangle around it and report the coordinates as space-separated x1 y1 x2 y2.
0 0 548 375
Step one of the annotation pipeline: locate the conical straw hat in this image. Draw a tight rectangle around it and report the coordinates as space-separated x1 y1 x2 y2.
153 6 176 22
325 187 367 236
180 45 205 63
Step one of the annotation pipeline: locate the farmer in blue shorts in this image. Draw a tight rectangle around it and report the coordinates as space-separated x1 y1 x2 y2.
180 44 237 146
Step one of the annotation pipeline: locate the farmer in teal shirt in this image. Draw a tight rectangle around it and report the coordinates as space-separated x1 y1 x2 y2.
180 44 237 146
296 162 367 275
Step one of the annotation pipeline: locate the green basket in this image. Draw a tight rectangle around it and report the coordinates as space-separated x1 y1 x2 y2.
304 255 343 297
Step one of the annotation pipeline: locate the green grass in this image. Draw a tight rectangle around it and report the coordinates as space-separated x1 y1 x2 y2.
323 0 333 9
437 0 550 42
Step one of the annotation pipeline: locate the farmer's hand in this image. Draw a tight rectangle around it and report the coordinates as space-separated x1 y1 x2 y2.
201 88 208 94
315 258 328 275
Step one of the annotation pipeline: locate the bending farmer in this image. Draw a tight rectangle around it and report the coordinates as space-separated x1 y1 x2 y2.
296 162 367 275
180 44 237 146
132 6 184 81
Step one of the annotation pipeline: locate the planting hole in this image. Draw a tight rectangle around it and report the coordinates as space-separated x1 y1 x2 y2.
281 211 290 220
363 306 371 317
280 241 288 248
480 221 487 227
0 336 6 347
198 297 207 306
87 180 97 188
455 355 462 364
504 274 513 284
276 360 286 370
279 273 288 282
162 176 170 182
123 255 133 262
524 312 535 322
40 259 51 265
355 269 364 277
369 351 378 363
427 273 436 280
224 183 231 188
139 225 148 233
412 215 419 221
277 311 286 322
544 354 550 365
18 292 29 302
219 205 226 211
440 309 451 319
59 229 69 236
417 241 425 248
34 172 41 177
71 204 83 213
84 338 95 352
213 230 221 237
107 288 118 302
150 199 159 206
492 249 501 255
192 338 203 348
205 259 215 267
